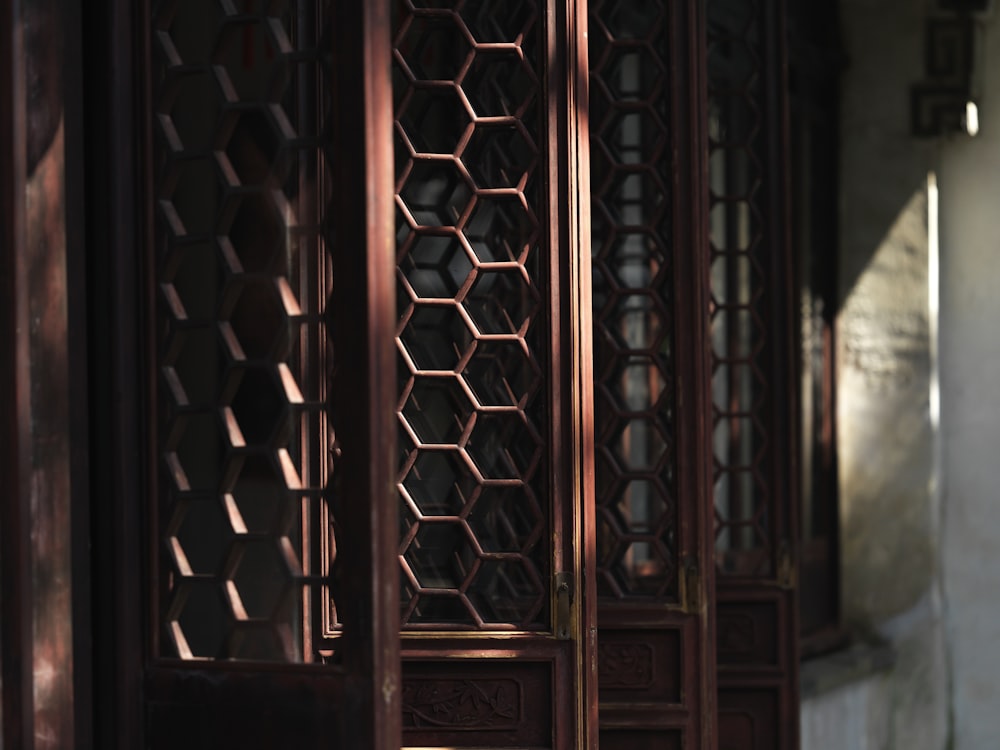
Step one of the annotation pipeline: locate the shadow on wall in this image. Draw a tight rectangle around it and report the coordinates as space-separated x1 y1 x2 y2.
811 2 955 750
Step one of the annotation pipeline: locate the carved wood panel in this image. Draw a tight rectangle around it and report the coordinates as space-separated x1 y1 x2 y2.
401 659 554 747
598 630 681 702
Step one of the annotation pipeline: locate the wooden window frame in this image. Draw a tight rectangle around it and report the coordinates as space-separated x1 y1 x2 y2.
787 0 846 659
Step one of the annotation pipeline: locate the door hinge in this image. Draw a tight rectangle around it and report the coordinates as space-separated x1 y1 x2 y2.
554 572 574 640
777 542 796 590
680 556 701 614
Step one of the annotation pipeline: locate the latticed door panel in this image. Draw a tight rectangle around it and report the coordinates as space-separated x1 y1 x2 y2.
391 0 596 747
152 0 331 666
394 0 550 627
589 1 716 748
143 1 399 747
116 0 801 746
707 0 800 747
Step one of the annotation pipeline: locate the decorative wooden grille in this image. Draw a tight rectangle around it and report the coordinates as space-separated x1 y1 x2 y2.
708 1 800 748
392 0 550 630
153 0 332 662
707 0 776 578
590 2 717 748
590 0 678 601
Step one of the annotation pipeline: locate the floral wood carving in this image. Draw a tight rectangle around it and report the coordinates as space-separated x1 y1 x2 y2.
401 678 522 731
598 642 655 689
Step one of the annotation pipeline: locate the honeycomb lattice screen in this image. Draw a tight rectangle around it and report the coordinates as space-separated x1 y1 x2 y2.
589 0 679 601
392 0 552 630
707 0 775 577
153 0 333 662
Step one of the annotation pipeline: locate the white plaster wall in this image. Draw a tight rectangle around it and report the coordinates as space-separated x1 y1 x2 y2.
802 674 891 750
809 0 951 748
821 3 1000 749
938 9 1000 748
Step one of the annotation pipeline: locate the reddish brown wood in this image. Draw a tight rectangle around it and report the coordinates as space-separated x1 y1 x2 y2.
390 0 597 745
144 664 347 749
400 648 566 748
566 0 600 745
0 2 35 746
78 0 149 745
708 0 800 746
92 0 400 746
9 2 818 747
329 0 402 746
63 0 94 743
24 8 75 746
589 1 717 746
1 2 79 747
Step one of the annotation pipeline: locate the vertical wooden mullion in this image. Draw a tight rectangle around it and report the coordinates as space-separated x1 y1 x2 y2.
767 0 801 743
137 0 160 678
64 0 95 742
82 0 147 744
547 0 601 742
672 0 719 746
4 1 88 745
764 0 796 571
546 0 569 646
565 0 599 746
546 4 570 742
0 1 35 744
329 2 401 748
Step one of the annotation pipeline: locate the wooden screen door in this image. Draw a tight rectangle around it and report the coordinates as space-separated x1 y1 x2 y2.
587 2 718 749
98 1 403 747
94 0 800 748
120 0 597 748
388 1 598 748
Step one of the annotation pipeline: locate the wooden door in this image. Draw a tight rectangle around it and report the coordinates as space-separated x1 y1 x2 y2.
88 1 401 747
387 1 598 748
588 0 804 747
78 1 808 748
588 2 718 748
107 0 599 747
706 1 801 748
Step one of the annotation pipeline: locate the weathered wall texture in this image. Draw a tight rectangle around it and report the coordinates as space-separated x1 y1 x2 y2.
802 671 891 750
807 2 1000 748
803 0 951 748
938 8 1000 748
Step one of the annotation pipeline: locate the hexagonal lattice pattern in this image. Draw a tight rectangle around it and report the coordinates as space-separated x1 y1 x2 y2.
155 0 333 661
400 376 475 445
590 0 678 599
399 160 473 227
707 1 774 577
462 340 539 408
398 233 475 300
398 302 474 371
394 2 548 628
